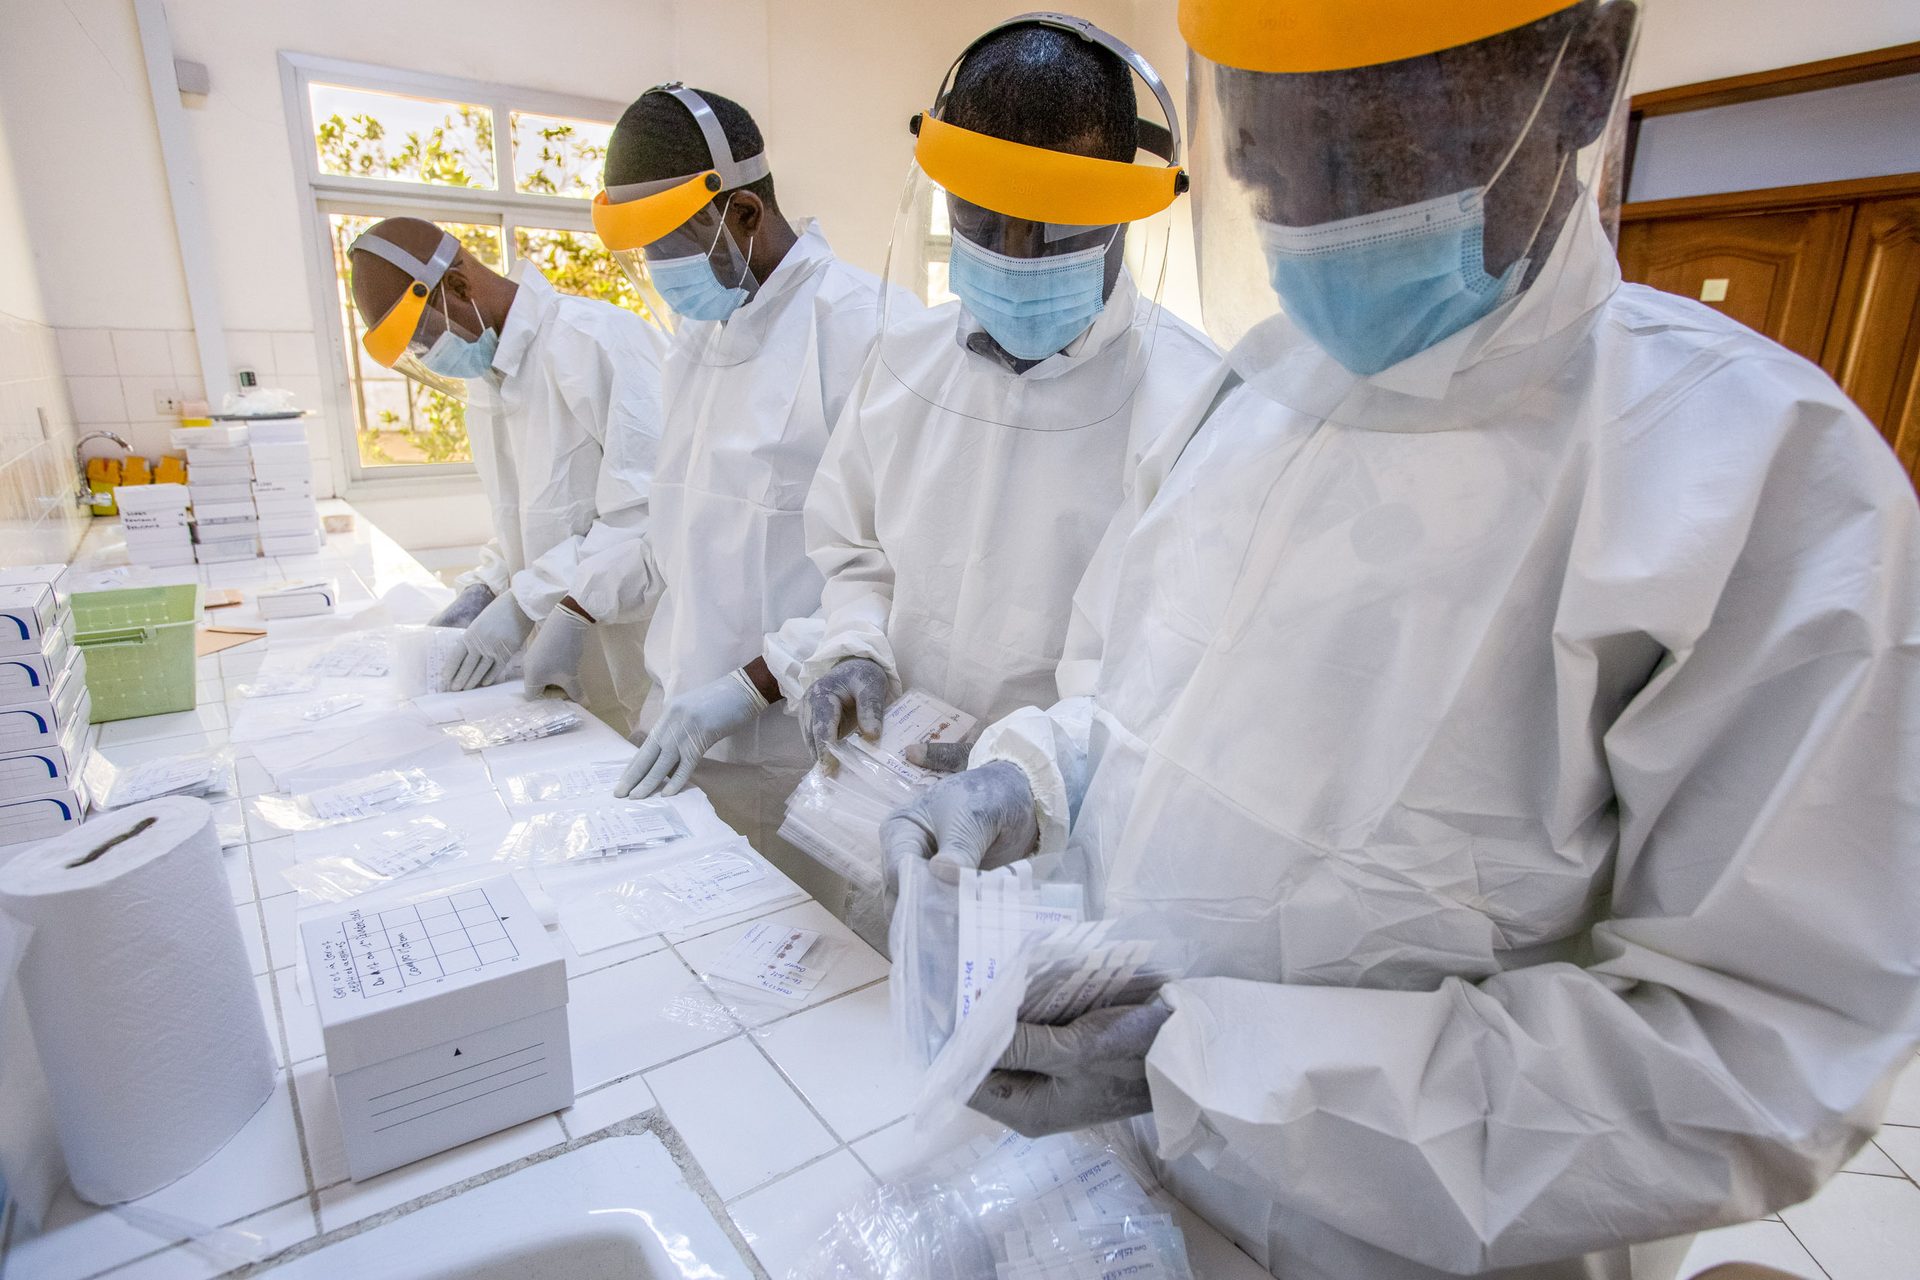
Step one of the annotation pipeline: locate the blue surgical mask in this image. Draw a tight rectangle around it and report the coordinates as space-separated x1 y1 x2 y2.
649 251 749 322
1256 191 1524 376
419 294 499 380
948 231 1109 363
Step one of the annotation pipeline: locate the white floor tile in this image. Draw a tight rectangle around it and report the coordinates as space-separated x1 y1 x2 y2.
1779 1170 1920 1279
275 966 324 1063
850 1111 1005 1185
235 754 275 799
235 901 267 976
1842 1138 1905 1177
727 1149 875 1278
1678 1219 1822 1278
254 971 284 1067
88 728 228 767
1875 1124 1920 1181
224 842 254 904
291 1057 346 1187
250 835 294 897
757 984 916 1141
95 702 228 746
558 1072 659 1140
95 1197 315 1280
315 1115 565 1232
673 900 890 1028
219 649 270 680
1881 1054 1920 1126
647 1038 837 1199
558 927 668 979
565 949 740 1090
260 891 300 971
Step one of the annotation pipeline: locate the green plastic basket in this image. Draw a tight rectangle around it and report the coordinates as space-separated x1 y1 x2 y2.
72 584 201 723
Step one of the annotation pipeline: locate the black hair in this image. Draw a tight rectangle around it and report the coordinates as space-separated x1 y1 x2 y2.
942 24 1136 162
604 87 776 207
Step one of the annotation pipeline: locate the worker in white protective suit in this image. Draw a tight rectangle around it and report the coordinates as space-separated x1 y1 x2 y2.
885 3 1920 1278
348 219 667 729
594 86 888 898
758 15 1221 931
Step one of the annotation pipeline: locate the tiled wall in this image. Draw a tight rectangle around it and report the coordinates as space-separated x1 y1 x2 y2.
58 326 337 499
0 308 86 568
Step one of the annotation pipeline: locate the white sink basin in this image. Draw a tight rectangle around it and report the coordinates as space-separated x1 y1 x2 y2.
264 1134 751 1279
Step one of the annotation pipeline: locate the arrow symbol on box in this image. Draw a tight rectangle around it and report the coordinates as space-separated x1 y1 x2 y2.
453 1048 463 1056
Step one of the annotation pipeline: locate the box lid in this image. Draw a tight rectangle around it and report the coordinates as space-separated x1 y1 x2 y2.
301 876 566 1074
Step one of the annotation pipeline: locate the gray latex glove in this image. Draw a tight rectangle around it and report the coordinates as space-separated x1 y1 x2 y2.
969 1001 1173 1138
430 581 494 629
903 738 976 772
448 592 535 691
521 606 590 701
800 657 891 770
881 760 1040 886
616 669 768 798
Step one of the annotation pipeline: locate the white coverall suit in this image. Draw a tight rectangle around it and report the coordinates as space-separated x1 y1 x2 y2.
459 265 667 731
976 203 1920 1279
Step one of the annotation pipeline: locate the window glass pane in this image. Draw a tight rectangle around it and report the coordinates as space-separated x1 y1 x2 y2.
327 213 503 469
511 112 614 198
312 84 496 189
512 226 669 328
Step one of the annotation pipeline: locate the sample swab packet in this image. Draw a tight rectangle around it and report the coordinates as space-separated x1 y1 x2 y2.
444 706 581 751
279 816 467 901
80 750 233 809
234 672 319 699
306 633 392 679
702 920 839 1001
497 801 692 864
251 768 446 832
500 759 628 805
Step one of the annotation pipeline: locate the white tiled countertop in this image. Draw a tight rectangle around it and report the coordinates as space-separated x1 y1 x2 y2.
0 502 1274 1280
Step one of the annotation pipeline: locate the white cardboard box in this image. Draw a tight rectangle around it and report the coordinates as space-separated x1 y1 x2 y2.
0 564 70 610
0 626 73 702
261 532 324 558
190 481 255 505
0 707 88 803
256 580 337 619
0 788 83 851
0 651 87 756
0 584 65 657
301 877 573 1181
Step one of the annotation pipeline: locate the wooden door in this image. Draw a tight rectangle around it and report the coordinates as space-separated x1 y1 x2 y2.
1618 206 1855 362
1822 196 1920 486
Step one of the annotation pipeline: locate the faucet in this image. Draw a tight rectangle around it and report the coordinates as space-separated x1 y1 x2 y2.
74 431 132 505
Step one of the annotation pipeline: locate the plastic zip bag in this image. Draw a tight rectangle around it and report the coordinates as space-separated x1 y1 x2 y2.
499 759 629 805
79 749 235 809
594 842 796 936
250 768 448 833
305 632 393 679
443 706 581 751
496 801 693 865
278 816 469 901
695 918 848 1006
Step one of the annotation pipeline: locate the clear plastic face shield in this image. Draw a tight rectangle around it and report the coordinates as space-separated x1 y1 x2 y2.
1180 0 1642 392
592 83 767 355
877 12 1190 430
349 230 479 401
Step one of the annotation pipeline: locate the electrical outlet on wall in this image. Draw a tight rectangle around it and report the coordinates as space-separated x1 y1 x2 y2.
152 389 183 416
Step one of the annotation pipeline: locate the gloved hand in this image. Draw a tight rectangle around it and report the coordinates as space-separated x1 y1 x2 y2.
881 760 1039 883
903 738 976 773
448 593 535 691
801 657 891 770
968 1001 1173 1137
616 669 769 798
521 606 590 701
430 581 494 628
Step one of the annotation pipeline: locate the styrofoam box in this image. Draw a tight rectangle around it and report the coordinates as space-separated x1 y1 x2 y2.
0 788 83 851
0 651 86 756
0 708 88 803
301 877 573 1181
0 583 64 657
0 626 73 702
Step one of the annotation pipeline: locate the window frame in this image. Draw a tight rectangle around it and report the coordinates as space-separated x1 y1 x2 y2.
279 53 624 491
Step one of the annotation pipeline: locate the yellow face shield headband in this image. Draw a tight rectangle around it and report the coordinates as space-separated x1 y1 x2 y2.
592 171 723 251
1178 0 1583 72
351 230 459 369
912 115 1185 226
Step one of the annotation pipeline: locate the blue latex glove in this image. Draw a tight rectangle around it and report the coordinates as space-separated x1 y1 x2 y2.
521 606 590 701
615 669 769 798
448 593 535 691
800 657 891 770
430 581 494 628
969 1001 1173 1137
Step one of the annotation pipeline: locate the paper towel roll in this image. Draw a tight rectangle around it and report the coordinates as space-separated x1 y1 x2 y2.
0 796 274 1204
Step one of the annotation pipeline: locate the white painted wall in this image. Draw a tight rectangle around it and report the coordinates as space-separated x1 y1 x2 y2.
1630 0 1920 93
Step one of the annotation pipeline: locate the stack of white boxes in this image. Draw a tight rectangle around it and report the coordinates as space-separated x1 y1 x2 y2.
0 565 88 852
113 483 195 568
249 420 322 558
182 424 259 564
